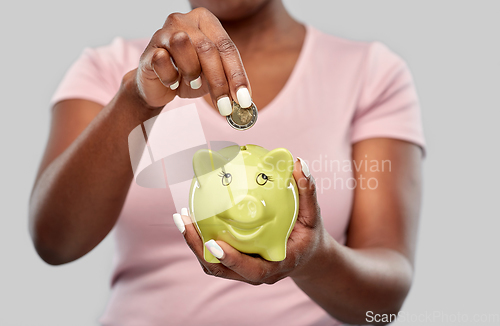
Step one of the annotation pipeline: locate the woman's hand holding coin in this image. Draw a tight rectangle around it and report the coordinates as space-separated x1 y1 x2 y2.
123 7 257 129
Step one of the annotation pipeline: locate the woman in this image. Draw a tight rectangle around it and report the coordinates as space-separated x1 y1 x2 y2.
29 0 425 325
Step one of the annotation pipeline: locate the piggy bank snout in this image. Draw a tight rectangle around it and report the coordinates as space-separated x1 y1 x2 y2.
218 195 266 224
236 196 263 219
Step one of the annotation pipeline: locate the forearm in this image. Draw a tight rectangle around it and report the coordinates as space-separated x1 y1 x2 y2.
292 235 413 325
29 72 161 265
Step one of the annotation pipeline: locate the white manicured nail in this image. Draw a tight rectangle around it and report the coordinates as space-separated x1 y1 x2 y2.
217 96 233 116
236 87 252 108
169 80 179 90
173 213 185 234
190 76 202 89
181 207 189 216
205 240 224 259
297 157 311 179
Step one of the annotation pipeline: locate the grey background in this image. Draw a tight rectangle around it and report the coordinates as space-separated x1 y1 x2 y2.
1 1 499 325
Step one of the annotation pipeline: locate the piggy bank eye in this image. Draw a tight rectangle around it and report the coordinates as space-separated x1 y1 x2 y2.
218 171 232 186
256 173 273 186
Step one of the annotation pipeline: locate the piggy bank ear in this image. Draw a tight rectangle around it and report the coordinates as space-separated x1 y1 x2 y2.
193 149 228 187
261 148 294 185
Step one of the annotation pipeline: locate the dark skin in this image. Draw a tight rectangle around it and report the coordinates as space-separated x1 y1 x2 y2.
29 1 422 324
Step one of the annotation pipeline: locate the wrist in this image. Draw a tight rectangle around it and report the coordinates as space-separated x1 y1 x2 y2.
119 69 165 121
291 232 339 283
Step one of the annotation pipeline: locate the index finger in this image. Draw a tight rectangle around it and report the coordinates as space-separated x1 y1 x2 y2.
196 10 253 108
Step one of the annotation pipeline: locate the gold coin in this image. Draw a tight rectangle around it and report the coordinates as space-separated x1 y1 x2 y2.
226 101 258 130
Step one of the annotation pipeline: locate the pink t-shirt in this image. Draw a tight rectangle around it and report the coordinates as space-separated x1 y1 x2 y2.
51 25 425 326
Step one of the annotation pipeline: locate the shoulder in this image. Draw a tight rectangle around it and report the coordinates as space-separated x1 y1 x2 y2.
309 26 368 54
80 37 149 91
307 25 407 71
82 37 149 73
50 37 149 106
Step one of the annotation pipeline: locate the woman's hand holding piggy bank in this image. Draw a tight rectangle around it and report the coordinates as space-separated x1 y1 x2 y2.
174 145 328 285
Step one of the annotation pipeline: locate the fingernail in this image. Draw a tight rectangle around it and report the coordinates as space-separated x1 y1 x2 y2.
204 239 224 259
173 213 185 234
236 87 252 108
297 157 311 179
190 76 202 90
181 207 189 216
169 80 179 90
217 96 232 116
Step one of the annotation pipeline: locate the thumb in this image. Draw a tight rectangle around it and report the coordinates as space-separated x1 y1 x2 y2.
293 157 321 228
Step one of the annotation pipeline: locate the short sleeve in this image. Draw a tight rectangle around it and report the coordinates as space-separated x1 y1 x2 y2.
351 42 425 155
50 37 132 108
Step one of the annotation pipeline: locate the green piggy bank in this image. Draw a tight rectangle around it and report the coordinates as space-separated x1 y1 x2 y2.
188 144 299 263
